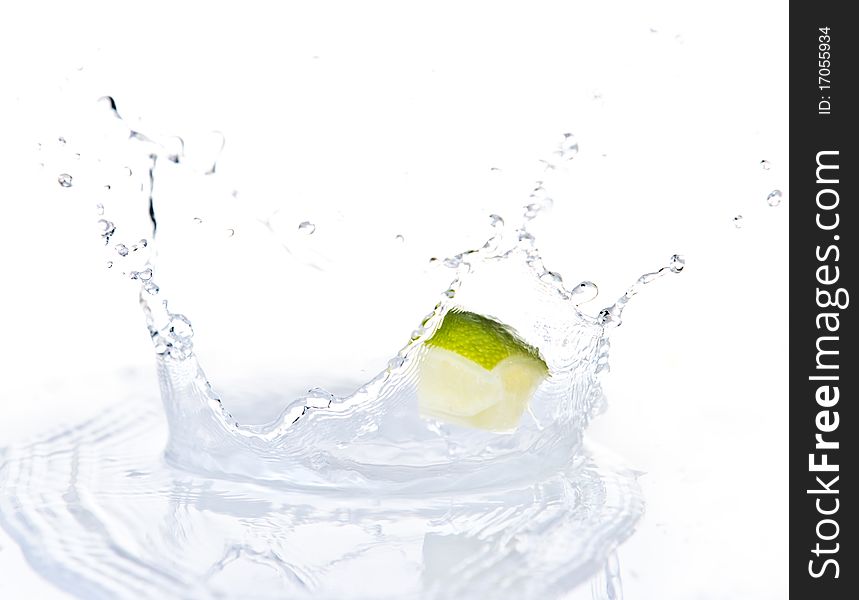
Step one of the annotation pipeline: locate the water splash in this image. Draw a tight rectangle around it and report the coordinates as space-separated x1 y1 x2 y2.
0 103 683 599
598 254 684 328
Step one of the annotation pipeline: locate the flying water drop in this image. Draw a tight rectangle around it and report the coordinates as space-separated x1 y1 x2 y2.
97 219 116 244
58 173 73 187
298 221 316 235
733 215 744 228
540 271 563 284
570 281 599 305
767 190 782 207
556 133 579 160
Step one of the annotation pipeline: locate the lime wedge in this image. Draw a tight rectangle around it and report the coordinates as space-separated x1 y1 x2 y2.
418 310 548 431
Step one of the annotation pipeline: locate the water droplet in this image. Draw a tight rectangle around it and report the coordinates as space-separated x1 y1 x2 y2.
96 203 104 215
733 215 744 228
767 189 783 207
115 243 129 257
97 219 115 240
388 356 405 370
98 96 120 117
443 288 456 298
57 137 67 146
73 153 81 160
298 221 316 234
489 214 504 227
411 327 426 340
193 217 203 225
131 268 153 281
557 133 579 159
130 239 148 252
760 159 771 170
540 271 563 284
570 281 599 304
124 167 133 177
529 183 553 207
443 256 462 269
518 231 535 245
106 260 113 269
226 228 235 238
143 281 160 295
669 254 685 273
165 136 185 164
168 315 193 339
57 173 73 187
394 234 405 243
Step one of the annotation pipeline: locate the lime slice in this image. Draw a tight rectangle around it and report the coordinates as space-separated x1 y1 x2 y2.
418 310 548 431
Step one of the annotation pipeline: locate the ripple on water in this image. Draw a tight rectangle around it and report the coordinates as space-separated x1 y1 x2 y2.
0 397 642 599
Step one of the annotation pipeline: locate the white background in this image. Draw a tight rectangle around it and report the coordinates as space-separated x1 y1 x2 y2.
1 1 787 598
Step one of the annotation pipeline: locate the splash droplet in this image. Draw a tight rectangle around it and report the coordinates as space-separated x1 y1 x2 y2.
193 217 203 225
58 173 73 188
766 189 783 207
733 215 744 228
760 159 771 170
57 137 67 146
97 219 116 242
98 96 120 118
96 203 104 215
540 271 563 284
489 214 504 228
557 133 579 160
168 314 194 339
106 260 113 269
298 221 316 235
394 234 405 243
669 254 685 273
115 243 129 257
226 228 235 238
518 231 535 245
143 281 160 295
104 185 111 191
131 268 153 281
570 281 599 304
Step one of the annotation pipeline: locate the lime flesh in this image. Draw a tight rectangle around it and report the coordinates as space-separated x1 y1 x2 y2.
418 310 548 431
